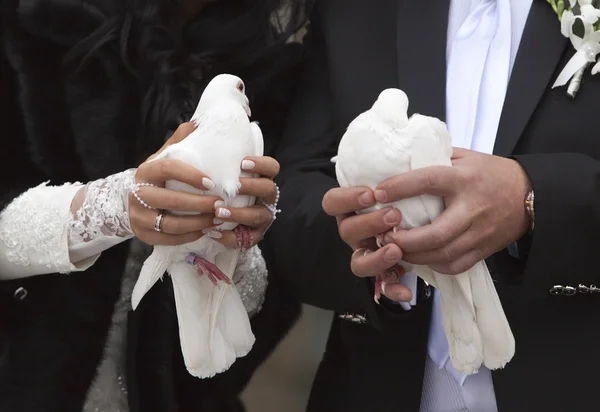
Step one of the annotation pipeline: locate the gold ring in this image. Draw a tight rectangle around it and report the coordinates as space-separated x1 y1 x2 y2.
154 212 165 233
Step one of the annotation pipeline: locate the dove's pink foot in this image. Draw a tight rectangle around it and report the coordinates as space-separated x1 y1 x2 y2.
234 225 254 250
374 273 383 304
185 254 231 286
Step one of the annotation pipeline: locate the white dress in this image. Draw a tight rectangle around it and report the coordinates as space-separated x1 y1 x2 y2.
0 169 269 411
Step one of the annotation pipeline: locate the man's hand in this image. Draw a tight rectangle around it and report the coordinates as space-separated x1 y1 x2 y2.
322 187 412 302
378 148 531 275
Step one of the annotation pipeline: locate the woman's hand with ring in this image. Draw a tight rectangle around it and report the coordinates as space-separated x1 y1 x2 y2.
129 122 222 246
214 156 280 248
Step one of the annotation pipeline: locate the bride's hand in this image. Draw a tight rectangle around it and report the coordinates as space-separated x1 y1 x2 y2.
129 122 220 246
213 156 280 248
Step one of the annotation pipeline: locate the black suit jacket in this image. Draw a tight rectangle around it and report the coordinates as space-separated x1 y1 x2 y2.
265 1 600 411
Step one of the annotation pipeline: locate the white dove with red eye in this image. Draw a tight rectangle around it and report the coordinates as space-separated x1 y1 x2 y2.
131 74 264 378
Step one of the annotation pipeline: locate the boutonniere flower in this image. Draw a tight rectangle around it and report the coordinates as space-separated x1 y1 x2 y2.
548 0 600 98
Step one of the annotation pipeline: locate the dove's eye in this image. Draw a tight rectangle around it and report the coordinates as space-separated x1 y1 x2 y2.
237 81 245 93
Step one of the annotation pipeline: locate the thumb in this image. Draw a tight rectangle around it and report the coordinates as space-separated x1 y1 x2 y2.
146 122 197 162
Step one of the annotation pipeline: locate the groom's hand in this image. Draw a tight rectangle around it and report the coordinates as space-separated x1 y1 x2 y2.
378 148 531 275
322 187 411 302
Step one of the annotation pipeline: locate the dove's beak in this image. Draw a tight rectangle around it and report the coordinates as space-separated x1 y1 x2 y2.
244 97 251 117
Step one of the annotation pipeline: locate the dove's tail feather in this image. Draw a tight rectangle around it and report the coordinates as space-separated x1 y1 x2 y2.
434 272 484 375
208 249 254 373
170 262 214 378
131 246 171 310
209 284 255 374
470 261 515 370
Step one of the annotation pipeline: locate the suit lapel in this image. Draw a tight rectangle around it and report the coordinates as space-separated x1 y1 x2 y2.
396 0 450 121
494 0 569 156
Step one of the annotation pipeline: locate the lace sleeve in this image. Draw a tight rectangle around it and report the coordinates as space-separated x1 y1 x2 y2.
233 246 269 317
67 169 136 263
0 169 136 280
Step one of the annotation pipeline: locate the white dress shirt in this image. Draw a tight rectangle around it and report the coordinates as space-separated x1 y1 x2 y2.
410 0 534 410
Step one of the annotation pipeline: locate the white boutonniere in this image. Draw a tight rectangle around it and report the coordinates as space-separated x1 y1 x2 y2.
549 0 600 98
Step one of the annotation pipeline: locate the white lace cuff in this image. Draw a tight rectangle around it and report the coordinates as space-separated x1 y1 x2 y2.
0 169 137 280
68 169 136 263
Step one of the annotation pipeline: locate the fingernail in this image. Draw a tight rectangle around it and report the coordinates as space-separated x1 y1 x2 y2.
358 191 374 206
383 209 399 225
397 290 411 302
374 190 387 203
206 230 222 239
214 200 226 209
241 160 256 171
217 208 231 218
384 247 401 263
202 178 215 191
213 218 224 225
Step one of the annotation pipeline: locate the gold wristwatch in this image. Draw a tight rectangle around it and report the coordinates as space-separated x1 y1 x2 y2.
525 190 535 232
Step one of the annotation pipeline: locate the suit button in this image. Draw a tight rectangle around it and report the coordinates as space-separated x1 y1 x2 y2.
13 287 27 301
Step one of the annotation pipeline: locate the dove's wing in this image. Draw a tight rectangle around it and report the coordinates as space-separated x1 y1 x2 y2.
249 121 264 157
406 115 483 374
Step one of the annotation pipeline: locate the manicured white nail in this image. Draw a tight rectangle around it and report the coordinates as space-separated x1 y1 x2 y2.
202 177 215 190
214 200 226 209
217 208 231 218
213 218 224 225
241 160 256 171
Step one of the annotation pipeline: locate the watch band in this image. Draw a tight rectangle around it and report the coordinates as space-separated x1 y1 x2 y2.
525 190 535 231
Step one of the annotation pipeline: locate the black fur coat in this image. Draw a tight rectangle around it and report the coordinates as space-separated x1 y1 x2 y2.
0 1 306 411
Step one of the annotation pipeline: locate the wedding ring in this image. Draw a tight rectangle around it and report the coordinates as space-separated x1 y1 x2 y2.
154 212 165 233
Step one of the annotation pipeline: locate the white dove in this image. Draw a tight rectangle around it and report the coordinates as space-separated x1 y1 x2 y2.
131 74 263 378
333 88 515 375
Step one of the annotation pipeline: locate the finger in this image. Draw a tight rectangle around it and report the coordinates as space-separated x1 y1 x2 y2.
137 158 214 191
159 214 216 235
130 207 216 234
338 208 401 247
137 229 203 246
168 122 197 144
402 229 476 266
322 187 376 216
351 244 403 278
241 156 280 179
383 204 471 253
430 249 482 275
382 283 413 303
214 204 272 229
132 186 220 213
147 122 196 161
238 177 277 203
451 147 470 160
374 166 461 203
